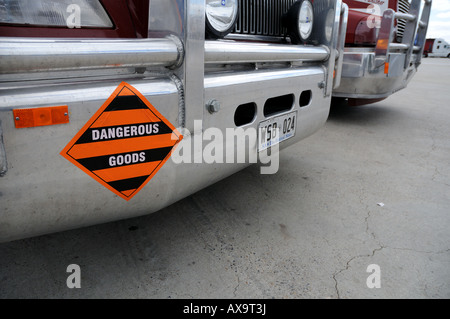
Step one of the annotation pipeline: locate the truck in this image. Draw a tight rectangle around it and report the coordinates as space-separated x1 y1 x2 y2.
423 38 450 58
0 0 348 242
333 0 432 105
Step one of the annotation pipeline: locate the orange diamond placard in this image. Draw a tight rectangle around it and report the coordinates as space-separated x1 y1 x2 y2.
61 82 182 201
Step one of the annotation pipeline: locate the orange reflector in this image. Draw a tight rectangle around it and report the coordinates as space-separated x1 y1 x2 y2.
333 70 336 78
384 62 389 75
376 39 389 50
13 105 69 129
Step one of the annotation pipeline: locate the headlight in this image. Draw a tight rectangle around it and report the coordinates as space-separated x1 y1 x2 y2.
283 0 314 44
298 1 314 41
205 0 238 39
0 0 113 28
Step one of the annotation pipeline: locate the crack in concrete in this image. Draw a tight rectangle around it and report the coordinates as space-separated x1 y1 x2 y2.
333 188 450 298
426 129 449 187
332 244 449 298
383 246 450 255
332 246 384 299
233 275 241 297
332 195 383 299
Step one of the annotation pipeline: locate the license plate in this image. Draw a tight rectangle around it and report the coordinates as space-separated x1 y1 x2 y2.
258 111 297 152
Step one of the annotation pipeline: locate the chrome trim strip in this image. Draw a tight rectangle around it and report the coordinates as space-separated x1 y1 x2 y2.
333 2 348 89
204 41 330 64
0 120 7 177
0 37 182 74
414 0 432 66
401 0 421 68
374 9 395 68
325 0 344 96
182 0 206 133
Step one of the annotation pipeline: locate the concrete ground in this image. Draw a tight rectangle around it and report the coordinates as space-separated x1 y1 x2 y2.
1 58 449 299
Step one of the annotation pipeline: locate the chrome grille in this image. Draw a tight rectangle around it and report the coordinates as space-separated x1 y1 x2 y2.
397 0 411 42
232 0 297 38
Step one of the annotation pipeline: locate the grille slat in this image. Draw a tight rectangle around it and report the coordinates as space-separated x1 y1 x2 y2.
397 0 411 42
232 0 297 38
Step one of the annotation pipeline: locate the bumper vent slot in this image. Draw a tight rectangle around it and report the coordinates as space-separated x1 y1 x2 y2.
234 102 257 127
300 90 312 107
263 94 294 117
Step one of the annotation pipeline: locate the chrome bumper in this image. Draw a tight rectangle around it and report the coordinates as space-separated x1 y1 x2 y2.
333 0 432 99
0 68 328 242
332 48 419 99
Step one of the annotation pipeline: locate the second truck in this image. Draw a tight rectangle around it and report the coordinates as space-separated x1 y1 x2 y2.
334 0 432 105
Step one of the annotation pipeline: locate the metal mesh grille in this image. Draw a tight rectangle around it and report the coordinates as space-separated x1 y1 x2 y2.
397 0 411 42
232 0 297 37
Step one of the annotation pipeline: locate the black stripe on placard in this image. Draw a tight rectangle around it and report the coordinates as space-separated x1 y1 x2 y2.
103 95 148 112
77 147 173 172
108 175 150 192
75 122 173 144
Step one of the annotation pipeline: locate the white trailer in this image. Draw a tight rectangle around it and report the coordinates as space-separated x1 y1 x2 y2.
424 38 450 58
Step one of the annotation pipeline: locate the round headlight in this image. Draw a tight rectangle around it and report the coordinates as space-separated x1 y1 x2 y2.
283 0 314 44
205 0 239 39
298 1 314 41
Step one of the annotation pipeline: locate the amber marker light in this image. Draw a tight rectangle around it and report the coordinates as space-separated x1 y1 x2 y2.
13 105 69 129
